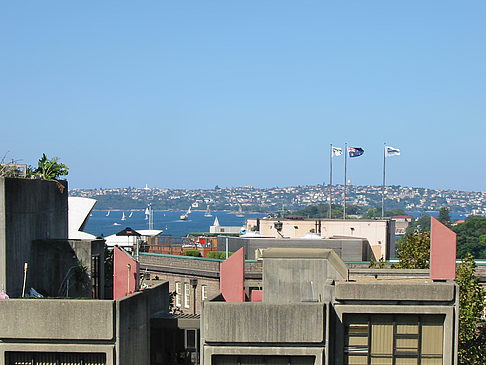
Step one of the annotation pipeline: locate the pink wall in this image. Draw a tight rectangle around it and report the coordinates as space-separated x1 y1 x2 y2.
113 246 140 300
250 290 263 302
430 217 457 280
220 248 245 302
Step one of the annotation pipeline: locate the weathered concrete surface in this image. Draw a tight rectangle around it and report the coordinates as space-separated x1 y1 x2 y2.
0 344 115 365
0 299 114 340
262 248 347 303
218 237 372 261
335 281 456 301
203 346 324 365
203 302 325 343
0 177 68 297
116 282 169 365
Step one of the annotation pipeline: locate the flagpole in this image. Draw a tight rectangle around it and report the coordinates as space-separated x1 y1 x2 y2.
382 144 386 218
344 143 347 219
329 144 333 219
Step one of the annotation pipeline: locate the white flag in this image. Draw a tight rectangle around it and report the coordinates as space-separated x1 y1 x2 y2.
332 146 343 157
385 146 400 157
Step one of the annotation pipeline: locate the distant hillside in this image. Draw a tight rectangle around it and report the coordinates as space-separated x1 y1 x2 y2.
69 184 486 215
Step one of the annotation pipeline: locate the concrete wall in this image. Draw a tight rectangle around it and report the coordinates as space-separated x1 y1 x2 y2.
0 299 114 340
116 282 169 365
262 249 348 304
335 281 456 302
0 177 68 297
0 282 169 365
218 237 372 261
29 239 105 298
203 302 325 343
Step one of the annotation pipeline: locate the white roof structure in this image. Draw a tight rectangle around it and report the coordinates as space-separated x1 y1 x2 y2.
240 231 266 238
68 197 97 240
302 232 325 240
104 229 163 248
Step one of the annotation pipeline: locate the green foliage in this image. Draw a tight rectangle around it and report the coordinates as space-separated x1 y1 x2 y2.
207 251 233 260
405 214 431 234
456 254 486 364
453 216 486 259
364 207 405 218
35 153 69 180
184 249 201 257
72 261 90 291
104 246 113 283
369 256 387 269
393 231 430 269
168 291 182 314
290 204 363 219
438 206 451 226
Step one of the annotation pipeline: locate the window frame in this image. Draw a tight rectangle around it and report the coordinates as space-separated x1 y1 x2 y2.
184 282 190 309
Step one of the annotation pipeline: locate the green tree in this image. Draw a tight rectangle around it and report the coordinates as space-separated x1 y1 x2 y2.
438 206 451 226
35 153 69 180
393 231 430 269
453 216 486 259
406 214 431 234
456 253 486 364
363 207 405 219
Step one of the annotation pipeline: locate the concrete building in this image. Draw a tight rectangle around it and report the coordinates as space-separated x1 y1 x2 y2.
217 236 374 261
246 218 395 259
0 282 168 365
0 177 177 365
201 248 458 365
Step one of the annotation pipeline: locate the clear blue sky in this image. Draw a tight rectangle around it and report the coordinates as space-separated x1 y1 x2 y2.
1 1 485 191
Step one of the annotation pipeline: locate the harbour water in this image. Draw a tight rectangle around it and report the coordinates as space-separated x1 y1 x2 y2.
84 210 266 238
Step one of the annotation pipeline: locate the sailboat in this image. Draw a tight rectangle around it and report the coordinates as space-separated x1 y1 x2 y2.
144 207 149 220
204 205 212 217
121 212 126 221
180 206 191 220
236 204 244 217
128 211 133 218
106 210 110 217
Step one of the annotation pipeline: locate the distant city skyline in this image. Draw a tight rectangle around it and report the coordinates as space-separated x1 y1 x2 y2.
2 2 485 191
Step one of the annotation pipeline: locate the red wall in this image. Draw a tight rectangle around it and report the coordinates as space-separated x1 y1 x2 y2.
430 217 457 280
220 248 245 302
113 246 140 300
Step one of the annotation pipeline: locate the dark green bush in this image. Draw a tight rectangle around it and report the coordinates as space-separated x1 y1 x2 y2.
184 249 201 257
207 251 233 260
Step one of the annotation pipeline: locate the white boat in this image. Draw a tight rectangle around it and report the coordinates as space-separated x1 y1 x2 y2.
128 211 133 218
113 222 120 226
121 212 126 221
180 206 191 220
204 205 212 217
106 210 110 217
236 205 244 217
144 207 149 220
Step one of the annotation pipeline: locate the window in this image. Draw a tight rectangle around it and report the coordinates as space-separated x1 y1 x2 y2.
6 352 106 365
184 283 190 308
344 314 444 365
91 255 100 299
201 285 207 301
175 282 181 307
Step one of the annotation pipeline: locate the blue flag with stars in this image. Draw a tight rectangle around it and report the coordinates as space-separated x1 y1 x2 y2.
348 147 364 158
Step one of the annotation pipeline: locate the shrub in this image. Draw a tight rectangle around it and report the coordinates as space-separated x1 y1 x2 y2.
207 251 233 260
184 249 201 257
